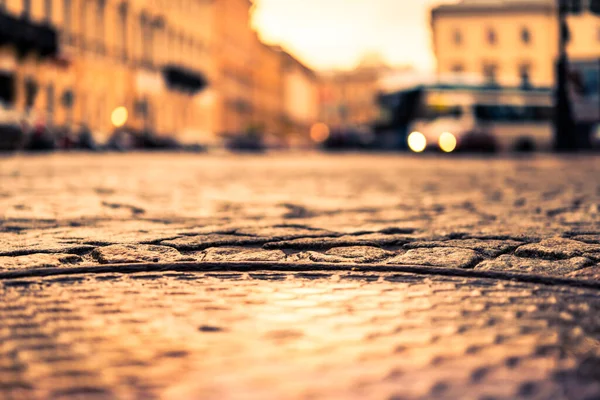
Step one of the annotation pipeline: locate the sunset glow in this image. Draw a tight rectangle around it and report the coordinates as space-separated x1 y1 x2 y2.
252 0 443 71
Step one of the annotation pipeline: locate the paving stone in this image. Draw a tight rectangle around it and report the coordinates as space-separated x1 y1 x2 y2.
288 246 394 264
0 253 82 270
234 226 337 241
571 234 600 244
91 244 193 264
567 265 600 280
404 239 522 257
387 247 482 269
475 255 593 275
0 235 95 257
160 234 269 251
201 247 286 262
1 272 600 399
263 233 412 250
515 238 600 261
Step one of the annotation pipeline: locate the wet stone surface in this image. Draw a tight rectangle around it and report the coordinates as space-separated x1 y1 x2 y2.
0 253 82 270
288 246 395 264
1 154 600 397
91 244 194 264
388 247 482 269
475 255 593 275
201 247 287 262
0 272 599 399
0 154 599 278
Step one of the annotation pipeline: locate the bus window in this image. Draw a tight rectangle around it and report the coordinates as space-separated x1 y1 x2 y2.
417 104 463 120
531 106 553 121
474 105 552 122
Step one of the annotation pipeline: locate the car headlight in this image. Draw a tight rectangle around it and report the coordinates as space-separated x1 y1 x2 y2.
407 131 427 152
438 132 457 153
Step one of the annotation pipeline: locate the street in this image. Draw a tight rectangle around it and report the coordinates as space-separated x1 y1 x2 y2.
1 152 600 399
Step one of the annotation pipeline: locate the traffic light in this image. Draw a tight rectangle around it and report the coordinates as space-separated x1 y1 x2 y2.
590 0 600 15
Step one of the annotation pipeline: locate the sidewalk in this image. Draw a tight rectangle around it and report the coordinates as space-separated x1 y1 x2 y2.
1 153 600 399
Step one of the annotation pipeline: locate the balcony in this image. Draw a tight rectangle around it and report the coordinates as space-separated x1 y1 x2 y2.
0 11 58 58
161 65 208 95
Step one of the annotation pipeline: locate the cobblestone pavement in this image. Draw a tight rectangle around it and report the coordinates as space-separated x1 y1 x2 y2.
1 153 600 399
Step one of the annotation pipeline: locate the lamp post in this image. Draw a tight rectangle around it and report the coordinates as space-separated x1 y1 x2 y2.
554 0 576 151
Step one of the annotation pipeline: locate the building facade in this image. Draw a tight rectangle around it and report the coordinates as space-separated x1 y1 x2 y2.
251 40 283 137
431 0 600 87
279 49 319 142
0 0 214 143
318 63 386 131
213 0 256 136
0 0 321 144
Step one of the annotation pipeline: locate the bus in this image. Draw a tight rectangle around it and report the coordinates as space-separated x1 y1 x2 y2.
375 79 554 153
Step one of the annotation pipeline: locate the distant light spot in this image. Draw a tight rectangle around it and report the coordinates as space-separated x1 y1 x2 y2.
408 131 427 153
439 132 457 153
310 122 330 143
111 106 128 128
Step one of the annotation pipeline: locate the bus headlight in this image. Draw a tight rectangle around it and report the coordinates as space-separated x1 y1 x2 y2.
408 131 427 152
439 132 457 153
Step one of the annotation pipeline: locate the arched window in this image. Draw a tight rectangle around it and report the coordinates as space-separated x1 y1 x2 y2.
521 27 531 44
453 29 462 46
118 3 128 61
96 0 106 53
44 0 52 23
22 0 31 18
63 0 72 35
487 28 497 45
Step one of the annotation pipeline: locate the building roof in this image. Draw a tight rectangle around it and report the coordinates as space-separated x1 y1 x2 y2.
431 0 554 18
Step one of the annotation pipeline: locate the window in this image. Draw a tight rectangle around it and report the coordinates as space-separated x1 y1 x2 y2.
22 0 31 18
417 104 463 121
139 14 154 66
96 0 106 53
453 29 462 46
44 0 52 22
474 105 552 122
118 4 128 61
79 0 87 49
521 27 530 44
46 84 54 124
519 64 531 88
451 64 464 73
0 72 16 105
483 63 498 84
487 28 497 45
63 0 72 43
140 15 148 64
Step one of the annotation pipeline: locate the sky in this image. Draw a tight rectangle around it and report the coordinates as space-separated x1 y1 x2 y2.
251 0 455 72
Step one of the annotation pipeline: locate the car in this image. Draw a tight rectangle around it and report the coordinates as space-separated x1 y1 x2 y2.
321 129 376 151
0 106 25 151
224 132 266 152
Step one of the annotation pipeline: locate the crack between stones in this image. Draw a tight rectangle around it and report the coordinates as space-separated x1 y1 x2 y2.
1 261 599 291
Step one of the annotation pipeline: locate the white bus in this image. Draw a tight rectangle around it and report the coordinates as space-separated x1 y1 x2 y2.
377 80 553 152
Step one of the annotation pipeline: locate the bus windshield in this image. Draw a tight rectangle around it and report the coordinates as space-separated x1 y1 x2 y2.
415 104 463 121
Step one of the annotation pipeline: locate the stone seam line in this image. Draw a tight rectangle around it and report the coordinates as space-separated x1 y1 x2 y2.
2 261 600 291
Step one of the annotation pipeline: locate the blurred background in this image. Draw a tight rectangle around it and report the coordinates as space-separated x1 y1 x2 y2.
0 0 600 153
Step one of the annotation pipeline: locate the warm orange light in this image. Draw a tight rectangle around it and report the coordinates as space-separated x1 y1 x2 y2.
407 131 426 152
439 132 457 153
111 107 128 128
310 122 330 143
